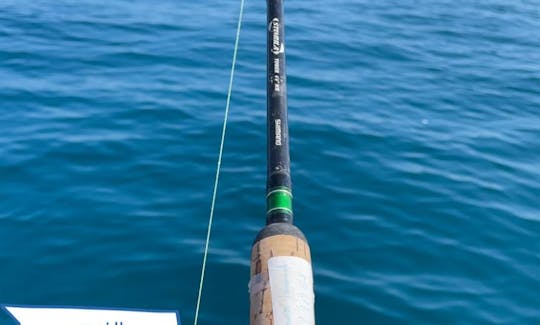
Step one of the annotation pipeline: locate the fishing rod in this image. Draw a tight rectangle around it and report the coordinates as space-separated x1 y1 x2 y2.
249 0 315 324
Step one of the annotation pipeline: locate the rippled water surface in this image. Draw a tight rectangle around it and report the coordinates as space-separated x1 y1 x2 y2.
1 0 539 323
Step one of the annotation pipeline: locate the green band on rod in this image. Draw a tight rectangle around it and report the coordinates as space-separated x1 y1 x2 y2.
266 188 293 215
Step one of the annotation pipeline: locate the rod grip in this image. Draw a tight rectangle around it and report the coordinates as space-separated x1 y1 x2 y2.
249 233 315 324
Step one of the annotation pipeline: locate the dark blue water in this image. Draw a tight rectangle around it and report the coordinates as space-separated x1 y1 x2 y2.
1 0 539 323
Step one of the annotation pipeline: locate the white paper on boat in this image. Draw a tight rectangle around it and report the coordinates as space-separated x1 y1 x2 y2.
3 306 179 325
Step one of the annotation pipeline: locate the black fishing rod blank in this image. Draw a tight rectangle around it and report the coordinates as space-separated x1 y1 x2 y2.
266 0 292 225
249 1 315 324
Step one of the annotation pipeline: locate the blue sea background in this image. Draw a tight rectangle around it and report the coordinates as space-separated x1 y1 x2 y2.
1 0 539 323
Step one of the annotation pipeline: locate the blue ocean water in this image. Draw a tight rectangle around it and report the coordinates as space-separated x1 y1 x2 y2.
1 0 539 323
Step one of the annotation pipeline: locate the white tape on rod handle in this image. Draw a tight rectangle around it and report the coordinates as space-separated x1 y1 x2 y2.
268 256 315 325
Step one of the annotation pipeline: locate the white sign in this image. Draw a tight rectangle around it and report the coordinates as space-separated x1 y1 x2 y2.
268 256 315 325
3 306 179 325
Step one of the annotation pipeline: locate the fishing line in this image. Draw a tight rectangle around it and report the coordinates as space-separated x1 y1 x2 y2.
193 0 245 324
